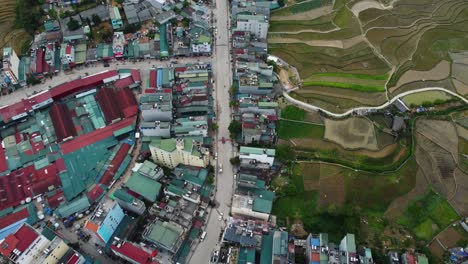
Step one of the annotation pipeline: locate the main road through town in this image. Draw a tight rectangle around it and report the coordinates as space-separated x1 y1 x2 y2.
189 0 234 262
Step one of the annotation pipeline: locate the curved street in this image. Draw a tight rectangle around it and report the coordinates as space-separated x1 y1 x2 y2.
283 87 468 118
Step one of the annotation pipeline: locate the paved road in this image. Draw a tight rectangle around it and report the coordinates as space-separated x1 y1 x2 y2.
189 0 234 263
283 87 468 118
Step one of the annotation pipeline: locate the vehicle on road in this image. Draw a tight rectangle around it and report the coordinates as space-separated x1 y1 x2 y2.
215 152 218 160
201 231 207 241
219 163 223 173
221 137 225 144
218 215 222 221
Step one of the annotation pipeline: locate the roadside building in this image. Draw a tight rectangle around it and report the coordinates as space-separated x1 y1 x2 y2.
306 233 329 264
2 47 20 87
239 146 275 166
235 14 269 39
79 5 110 26
149 137 210 169
113 32 126 58
340 234 359 264
141 93 173 122
231 193 273 221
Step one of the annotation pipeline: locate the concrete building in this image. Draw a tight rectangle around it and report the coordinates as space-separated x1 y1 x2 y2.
231 194 272 221
149 137 210 169
85 203 125 245
112 189 146 215
0 224 85 264
110 6 123 29
140 93 173 122
143 220 185 253
340 234 359 264
306 233 329 264
235 14 269 39
2 47 20 86
110 239 156 264
239 146 275 166
172 116 209 137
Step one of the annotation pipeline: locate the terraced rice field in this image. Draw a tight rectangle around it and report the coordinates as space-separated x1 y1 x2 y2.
0 0 30 53
401 91 454 106
269 0 468 110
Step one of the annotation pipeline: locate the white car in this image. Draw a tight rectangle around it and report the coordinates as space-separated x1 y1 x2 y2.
218 216 223 221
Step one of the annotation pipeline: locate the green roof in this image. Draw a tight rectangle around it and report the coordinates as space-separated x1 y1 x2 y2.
167 184 186 196
113 125 134 137
252 198 272 214
417 255 429 264
240 146 275 156
126 172 162 202
41 226 57 240
260 234 273 264
160 23 169 57
145 221 183 249
151 138 177 152
258 101 278 108
238 247 256 264
137 160 163 180
55 196 90 218
113 189 134 203
345 234 356 253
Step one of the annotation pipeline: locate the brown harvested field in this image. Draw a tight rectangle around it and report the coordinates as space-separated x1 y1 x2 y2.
452 79 468 96
301 163 321 190
317 166 346 208
452 63 468 86
390 60 451 93
429 241 445 259
298 86 387 106
384 169 429 220
417 120 459 162
456 124 468 140
268 35 364 49
304 111 324 124
271 5 334 21
350 0 388 17
450 168 468 216
324 117 378 150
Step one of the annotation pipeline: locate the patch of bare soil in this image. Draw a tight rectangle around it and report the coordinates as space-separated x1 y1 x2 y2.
350 0 389 17
452 79 468 96
268 35 364 49
449 168 468 216
324 117 379 150
384 168 428 220
304 111 324 124
390 60 451 93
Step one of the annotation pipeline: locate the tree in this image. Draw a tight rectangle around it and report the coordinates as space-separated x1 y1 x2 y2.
207 175 214 185
229 156 240 166
229 85 237 95
124 23 141 34
183 0 189 8
67 17 80 31
92 14 101 25
276 145 296 162
173 7 181 14
211 123 218 131
115 0 124 4
228 120 242 139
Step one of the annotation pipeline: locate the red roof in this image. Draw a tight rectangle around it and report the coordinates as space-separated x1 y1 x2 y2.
0 100 32 122
96 88 122 123
65 45 72 55
0 165 36 210
174 67 187 73
99 143 131 186
87 184 104 202
242 123 256 129
311 253 320 261
0 146 8 173
114 77 134 89
145 89 156 94
65 252 81 264
27 90 52 108
111 241 152 264
149 70 157 88
131 69 141 83
36 48 44 74
0 208 29 230
60 116 136 154
50 70 118 100
0 234 19 257
47 190 65 209
14 224 38 251
49 103 77 142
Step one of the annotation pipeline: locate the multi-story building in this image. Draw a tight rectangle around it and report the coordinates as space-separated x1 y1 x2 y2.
110 239 156 264
235 14 269 39
2 47 20 86
149 137 210 169
110 6 123 29
239 146 275 166
339 233 359 264
231 193 273 221
84 203 125 245
0 224 86 264
143 220 185 253
141 93 173 122
306 233 329 264
112 189 146 215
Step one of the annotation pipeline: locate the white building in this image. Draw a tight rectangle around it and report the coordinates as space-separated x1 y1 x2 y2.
236 14 269 39
149 137 210 169
231 194 270 221
2 47 20 85
239 146 275 166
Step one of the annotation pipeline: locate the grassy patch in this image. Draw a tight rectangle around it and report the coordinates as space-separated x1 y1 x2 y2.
269 14 335 32
402 91 453 106
303 81 386 92
281 105 306 121
310 72 389 80
397 189 460 241
278 120 324 139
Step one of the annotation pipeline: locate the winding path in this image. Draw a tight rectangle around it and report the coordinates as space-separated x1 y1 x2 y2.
283 87 468 118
